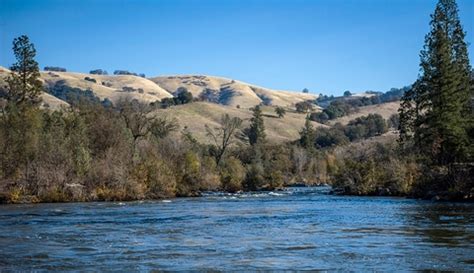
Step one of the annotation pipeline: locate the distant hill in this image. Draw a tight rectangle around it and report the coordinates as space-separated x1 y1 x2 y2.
156 102 326 143
0 66 402 142
0 66 69 110
150 75 318 108
0 66 318 109
40 70 173 103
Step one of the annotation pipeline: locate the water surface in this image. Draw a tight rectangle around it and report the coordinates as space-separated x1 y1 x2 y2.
0 187 473 271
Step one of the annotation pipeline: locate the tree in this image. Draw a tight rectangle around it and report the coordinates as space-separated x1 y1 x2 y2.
0 35 43 180
219 157 245 192
44 66 66 72
398 0 472 164
295 101 314 113
299 115 315 150
343 90 352 97
247 105 266 145
150 117 179 140
90 69 108 75
116 98 155 156
205 114 243 165
302 88 309 93
175 87 193 104
275 106 286 118
388 113 400 130
4 35 43 106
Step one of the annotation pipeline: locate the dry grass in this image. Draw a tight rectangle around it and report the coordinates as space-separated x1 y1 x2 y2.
150 75 318 108
0 66 69 110
40 71 173 103
155 102 325 143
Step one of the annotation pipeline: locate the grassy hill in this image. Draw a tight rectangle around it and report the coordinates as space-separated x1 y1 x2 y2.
154 102 325 143
0 66 401 142
40 71 173 103
149 75 318 108
0 66 69 110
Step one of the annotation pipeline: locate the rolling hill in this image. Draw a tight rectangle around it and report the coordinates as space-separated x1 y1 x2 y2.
150 75 318 108
155 102 326 143
0 66 401 142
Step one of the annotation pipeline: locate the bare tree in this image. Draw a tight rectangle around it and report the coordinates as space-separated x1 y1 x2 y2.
205 114 243 166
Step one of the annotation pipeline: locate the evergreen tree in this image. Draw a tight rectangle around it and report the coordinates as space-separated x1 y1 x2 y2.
398 0 472 164
4 35 43 106
247 105 266 145
299 115 315 150
0 35 43 180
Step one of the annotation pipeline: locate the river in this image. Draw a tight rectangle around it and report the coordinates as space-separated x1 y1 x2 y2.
0 187 473 271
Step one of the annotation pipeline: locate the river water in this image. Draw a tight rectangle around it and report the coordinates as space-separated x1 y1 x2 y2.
0 187 473 271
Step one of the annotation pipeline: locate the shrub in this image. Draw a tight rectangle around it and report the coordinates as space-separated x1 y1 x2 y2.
295 100 314 113
314 127 349 148
44 66 66 72
244 162 265 191
84 76 97 83
90 69 108 75
219 157 245 192
345 114 387 141
174 87 193 105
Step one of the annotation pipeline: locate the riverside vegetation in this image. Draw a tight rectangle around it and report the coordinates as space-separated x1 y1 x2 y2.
0 0 473 203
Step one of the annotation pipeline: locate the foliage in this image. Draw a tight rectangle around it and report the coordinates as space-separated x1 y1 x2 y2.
275 106 286 118
90 69 108 75
295 100 314 113
84 76 97 83
44 66 66 72
49 82 101 106
4 35 43 106
219 157 245 193
113 70 145 77
205 114 242 165
246 105 266 145
344 114 387 141
299 115 315 149
398 0 472 165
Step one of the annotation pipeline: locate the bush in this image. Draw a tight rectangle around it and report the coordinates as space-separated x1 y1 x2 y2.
113 70 145 77
90 69 108 75
314 127 349 148
331 142 422 196
84 77 97 83
345 114 387 141
309 111 329 124
48 82 101 106
44 66 66 72
174 87 193 105
295 100 314 113
244 162 265 191
219 157 245 192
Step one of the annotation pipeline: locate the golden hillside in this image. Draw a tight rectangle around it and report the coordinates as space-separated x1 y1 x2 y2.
0 66 69 110
40 71 173 103
154 102 325 143
150 75 317 108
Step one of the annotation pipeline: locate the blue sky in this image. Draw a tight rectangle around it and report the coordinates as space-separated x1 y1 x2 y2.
0 0 472 95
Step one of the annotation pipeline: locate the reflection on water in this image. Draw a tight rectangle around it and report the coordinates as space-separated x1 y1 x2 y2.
402 202 474 247
0 187 473 271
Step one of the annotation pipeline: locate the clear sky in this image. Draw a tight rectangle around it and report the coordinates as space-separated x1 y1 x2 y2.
0 0 472 95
